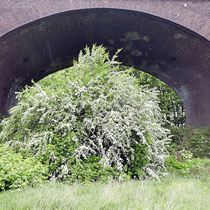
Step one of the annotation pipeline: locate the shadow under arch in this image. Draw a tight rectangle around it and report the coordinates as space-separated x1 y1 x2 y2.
0 8 210 127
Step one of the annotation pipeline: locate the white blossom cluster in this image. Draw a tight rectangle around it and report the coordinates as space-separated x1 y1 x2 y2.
0 45 171 179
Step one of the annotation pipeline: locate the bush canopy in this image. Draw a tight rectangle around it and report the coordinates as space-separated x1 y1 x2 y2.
0 45 170 182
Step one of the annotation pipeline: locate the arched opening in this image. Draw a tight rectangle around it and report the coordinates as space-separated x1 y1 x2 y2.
0 8 209 127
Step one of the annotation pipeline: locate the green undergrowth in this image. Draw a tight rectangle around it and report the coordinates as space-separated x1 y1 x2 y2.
165 157 210 180
169 126 210 158
0 145 48 191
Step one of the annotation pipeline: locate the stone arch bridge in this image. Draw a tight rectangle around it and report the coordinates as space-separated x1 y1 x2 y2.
0 0 210 127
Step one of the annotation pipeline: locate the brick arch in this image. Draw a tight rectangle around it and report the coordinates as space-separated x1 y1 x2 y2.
0 8 210 127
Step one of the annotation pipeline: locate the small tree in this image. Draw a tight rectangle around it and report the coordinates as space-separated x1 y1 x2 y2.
0 45 170 182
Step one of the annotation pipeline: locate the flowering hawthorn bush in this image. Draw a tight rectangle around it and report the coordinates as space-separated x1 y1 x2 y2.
0 45 170 182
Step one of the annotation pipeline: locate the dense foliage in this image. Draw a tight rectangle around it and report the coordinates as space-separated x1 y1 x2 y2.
164 126 210 178
0 145 47 191
169 126 210 158
132 70 185 127
0 45 171 183
165 152 210 178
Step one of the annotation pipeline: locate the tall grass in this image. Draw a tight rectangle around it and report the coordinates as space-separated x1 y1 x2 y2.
0 172 209 210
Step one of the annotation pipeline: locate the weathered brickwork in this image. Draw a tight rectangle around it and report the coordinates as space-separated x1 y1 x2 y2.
1 0 210 40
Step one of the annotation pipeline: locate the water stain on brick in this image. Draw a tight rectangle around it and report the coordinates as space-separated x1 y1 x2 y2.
131 50 142 56
125 31 150 42
125 31 141 40
174 33 187 40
